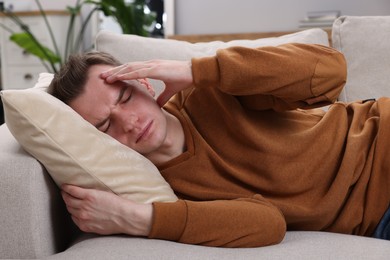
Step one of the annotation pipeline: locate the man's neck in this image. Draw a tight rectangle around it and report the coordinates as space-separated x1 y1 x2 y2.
145 110 186 165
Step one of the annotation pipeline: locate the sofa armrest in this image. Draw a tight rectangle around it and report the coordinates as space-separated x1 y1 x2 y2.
0 124 77 259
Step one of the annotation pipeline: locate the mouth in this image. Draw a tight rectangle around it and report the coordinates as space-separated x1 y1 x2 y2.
136 121 153 143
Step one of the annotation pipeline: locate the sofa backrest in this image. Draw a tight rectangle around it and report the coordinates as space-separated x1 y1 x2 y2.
96 17 390 104
95 28 329 95
332 16 390 102
0 124 78 258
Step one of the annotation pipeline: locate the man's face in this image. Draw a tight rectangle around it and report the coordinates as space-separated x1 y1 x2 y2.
69 64 168 156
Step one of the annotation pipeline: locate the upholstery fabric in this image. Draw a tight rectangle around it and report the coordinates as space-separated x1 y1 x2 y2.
45 232 390 260
0 124 74 258
332 16 390 102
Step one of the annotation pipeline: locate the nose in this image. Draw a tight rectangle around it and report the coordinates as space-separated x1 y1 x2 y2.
112 108 138 133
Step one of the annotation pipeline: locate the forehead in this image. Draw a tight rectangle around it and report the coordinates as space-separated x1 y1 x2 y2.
69 64 117 125
83 64 118 104
69 64 144 126
85 64 140 93
88 64 114 82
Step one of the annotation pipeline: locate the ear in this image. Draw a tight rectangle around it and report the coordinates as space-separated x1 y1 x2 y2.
138 79 155 97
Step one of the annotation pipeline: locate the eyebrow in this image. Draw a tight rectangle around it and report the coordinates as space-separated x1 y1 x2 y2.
94 85 128 129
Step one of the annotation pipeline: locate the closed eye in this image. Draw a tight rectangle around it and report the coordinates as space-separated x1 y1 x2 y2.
103 88 131 133
103 121 111 133
123 89 132 103
96 84 133 133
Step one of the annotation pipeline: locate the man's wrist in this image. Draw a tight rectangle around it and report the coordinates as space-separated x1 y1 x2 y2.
137 203 153 237
121 202 153 237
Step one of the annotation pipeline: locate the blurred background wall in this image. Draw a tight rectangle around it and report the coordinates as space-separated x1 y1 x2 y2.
173 0 390 35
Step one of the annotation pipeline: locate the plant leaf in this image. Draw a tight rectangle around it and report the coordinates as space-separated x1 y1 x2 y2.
10 32 61 63
97 0 155 36
66 6 81 15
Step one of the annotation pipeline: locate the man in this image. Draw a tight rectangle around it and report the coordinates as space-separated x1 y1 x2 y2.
49 43 390 247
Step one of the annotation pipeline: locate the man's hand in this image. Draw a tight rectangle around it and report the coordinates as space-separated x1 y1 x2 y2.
61 184 153 237
100 60 193 106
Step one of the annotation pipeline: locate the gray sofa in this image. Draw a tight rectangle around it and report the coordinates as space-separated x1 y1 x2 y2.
2 16 390 259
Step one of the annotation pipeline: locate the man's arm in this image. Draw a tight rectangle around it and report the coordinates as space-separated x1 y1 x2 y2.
61 184 153 237
150 195 286 248
61 185 286 248
192 43 347 111
101 43 346 110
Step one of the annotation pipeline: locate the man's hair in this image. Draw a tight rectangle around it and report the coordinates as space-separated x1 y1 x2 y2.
48 51 122 104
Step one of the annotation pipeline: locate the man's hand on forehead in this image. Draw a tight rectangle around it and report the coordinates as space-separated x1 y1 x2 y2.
100 59 193 107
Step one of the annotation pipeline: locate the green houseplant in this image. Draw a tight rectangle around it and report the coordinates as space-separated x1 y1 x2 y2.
97 0 156 36
0 0 156 73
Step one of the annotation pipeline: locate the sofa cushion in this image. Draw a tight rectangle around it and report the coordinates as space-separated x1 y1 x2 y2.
52 232 390 260
332 16 390 102
95 28 330 94
0 73 177 204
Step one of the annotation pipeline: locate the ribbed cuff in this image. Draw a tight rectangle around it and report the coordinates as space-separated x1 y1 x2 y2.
148 200 187 241
191 56 220 88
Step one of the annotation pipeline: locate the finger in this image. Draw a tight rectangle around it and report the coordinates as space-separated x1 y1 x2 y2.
61 190 81 208
101 62 153 80
70 215 84 231
100 64 129 78
65 204 81 217
106 68 153 84
61 184 90 200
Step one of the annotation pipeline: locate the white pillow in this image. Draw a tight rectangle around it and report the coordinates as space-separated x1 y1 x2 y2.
95 28 330 94
1 73 178 203
332 16 390 102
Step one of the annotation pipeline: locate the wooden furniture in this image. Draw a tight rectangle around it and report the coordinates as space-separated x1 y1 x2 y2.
0 11 71 90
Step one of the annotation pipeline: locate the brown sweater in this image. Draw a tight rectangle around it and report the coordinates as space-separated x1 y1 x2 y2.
148 43 390 248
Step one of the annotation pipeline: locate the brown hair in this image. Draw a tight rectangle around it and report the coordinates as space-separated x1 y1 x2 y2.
48 51 122 104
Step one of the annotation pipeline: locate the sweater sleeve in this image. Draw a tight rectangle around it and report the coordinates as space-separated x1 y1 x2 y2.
191 43 347 111
148 195 286 248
